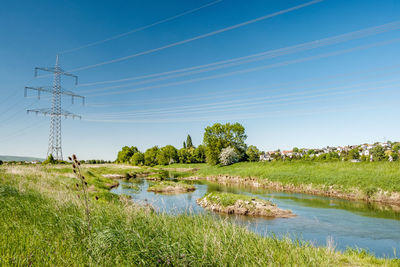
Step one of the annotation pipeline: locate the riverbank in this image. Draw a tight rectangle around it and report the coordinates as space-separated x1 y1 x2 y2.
162 161 400 206
1 164 397 265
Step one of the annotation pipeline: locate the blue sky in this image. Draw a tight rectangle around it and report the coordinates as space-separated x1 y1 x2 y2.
1 0 400 160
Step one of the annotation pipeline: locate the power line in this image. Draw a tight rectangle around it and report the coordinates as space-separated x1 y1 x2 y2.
0 102 75 143
0 90 20 109
68 0 324 72
0 120 47 143
86 37 400 97
0 99 39 125
85 78 400 119
79 20 400 89
59 0 224 54
83 100 390 124
0 78 37 115
84 63 400 108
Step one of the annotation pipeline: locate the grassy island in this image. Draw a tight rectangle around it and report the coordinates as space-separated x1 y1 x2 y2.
197 192 294 218
147 181 195 194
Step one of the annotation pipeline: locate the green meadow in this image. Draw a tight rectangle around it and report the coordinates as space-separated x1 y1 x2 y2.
164 161 400 193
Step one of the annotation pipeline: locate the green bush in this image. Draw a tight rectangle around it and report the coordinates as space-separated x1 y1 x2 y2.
157 145 178 165
246 145 261 162
42 154 56 164
130 152 144 166
116 146 139 163
144 146 160 166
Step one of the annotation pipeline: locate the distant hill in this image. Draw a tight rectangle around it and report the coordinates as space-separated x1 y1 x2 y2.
0 155 44 162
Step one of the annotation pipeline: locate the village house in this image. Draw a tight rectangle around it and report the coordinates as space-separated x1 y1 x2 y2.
281 150 293 158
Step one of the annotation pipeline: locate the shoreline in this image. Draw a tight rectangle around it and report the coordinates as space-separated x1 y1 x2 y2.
185 175 400 208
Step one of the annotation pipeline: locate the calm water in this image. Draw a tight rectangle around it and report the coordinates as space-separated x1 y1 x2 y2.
111 179 400 258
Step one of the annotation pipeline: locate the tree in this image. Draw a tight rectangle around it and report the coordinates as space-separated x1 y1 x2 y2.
193 145 206 163
371 145 386 161
116 146 139 163
177 146 206 164
393 143 400 153
293 147 299 153
392 152 399 161
186 147 196 163
183 141 186 149
186 134 194 148
43 154 57 164
246 145 261 162
178 148 189 163
203 122 247 165
348 148 360 160
157 145 178 165
130 152 144 165
0 160 3 165
318 153 327 161
144 146 160 166
219 147 239 166
327 152 340 161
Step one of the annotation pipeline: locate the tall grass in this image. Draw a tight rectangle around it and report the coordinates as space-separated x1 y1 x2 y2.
0 165 398 266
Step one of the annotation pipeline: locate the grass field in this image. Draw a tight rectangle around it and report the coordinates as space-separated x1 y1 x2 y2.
1 164 398 266
163 161 400 192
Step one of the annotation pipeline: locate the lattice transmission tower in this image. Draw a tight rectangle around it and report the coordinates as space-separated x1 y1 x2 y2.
24 55 84 160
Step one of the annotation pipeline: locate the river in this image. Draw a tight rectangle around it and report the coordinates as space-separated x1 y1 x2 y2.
111 178 400 258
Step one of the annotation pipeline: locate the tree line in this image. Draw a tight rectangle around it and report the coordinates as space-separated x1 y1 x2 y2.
116 122 262 166
116 122 400 166
116 135 206 166
42 154 112 165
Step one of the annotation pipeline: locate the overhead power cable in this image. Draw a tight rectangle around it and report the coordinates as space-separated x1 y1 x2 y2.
85 78 400 118
0 120 47 143
0 78 35 115
82 94 391 124
79 21 400 87
0 90 20 108
0 103 74 143
0 100 40 125
80 20 400 93
86 37 400 97
85 62 400 108
68 0 324 72
59 0 224 54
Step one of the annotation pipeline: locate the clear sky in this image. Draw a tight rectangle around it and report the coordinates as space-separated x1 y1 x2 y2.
1 0 400 160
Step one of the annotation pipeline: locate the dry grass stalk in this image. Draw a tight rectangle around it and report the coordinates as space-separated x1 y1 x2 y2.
69 154 91 232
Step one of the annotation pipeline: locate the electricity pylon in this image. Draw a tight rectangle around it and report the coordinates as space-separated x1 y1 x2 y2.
25 55 84 160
